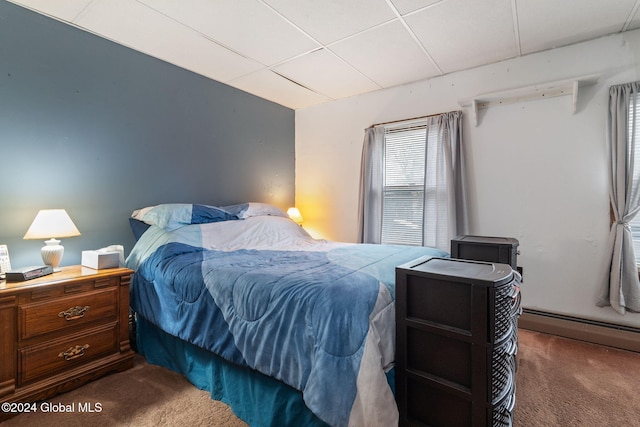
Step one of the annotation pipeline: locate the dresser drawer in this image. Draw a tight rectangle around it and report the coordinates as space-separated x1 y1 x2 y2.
18 323 119 385
19 288 118 340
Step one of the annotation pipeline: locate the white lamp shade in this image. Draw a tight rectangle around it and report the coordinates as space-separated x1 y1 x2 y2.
24 209 81 240
24 209 81 271
287 207 303 224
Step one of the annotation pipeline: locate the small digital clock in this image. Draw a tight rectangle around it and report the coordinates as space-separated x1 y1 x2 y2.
5 265 54 282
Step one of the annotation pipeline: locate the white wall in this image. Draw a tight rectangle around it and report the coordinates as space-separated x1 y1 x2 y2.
295 29 640 327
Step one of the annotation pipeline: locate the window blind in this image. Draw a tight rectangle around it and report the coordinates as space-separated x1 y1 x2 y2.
628 96 640 262
381 122 426 245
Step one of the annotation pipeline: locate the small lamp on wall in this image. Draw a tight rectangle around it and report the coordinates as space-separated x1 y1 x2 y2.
24 209 81 271
287 207 303 225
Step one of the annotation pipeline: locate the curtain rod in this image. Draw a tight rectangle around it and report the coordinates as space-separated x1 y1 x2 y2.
367 110 461 129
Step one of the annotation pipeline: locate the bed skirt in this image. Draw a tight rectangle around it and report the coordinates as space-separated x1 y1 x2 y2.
135 315 329 427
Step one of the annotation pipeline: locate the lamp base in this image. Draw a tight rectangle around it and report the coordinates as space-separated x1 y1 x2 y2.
41 239 64 272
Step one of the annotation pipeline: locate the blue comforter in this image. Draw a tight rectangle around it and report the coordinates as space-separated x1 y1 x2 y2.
127 216 447 427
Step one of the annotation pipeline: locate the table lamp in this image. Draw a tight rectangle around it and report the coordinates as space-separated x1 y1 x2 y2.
287 207 303 224
23 209 81 271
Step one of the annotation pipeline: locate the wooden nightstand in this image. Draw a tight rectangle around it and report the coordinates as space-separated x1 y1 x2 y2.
0 265 134 419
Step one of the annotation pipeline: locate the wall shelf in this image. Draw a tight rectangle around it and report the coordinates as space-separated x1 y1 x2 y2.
459 74 600 126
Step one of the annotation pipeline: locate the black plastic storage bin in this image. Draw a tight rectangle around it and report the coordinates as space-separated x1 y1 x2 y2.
451 235 519 271
396 257 521 427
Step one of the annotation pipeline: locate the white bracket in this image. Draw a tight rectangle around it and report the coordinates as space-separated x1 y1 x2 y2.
458 74 600 126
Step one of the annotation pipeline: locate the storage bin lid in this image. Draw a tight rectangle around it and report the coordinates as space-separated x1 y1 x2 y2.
404 257 514 286
452 235 519 247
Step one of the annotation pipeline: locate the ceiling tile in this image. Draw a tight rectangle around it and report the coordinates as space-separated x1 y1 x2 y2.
138 0 320 66
7 0 93 22
229 69 330 109
273 49 380 99
331 20 441 87
263 0 396 44
628 12 640 31
405 0 518 73
390 0 442 15
75 0 263 83
516 0 637 53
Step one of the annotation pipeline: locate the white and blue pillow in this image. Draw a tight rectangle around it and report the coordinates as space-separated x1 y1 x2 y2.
132 203 238 231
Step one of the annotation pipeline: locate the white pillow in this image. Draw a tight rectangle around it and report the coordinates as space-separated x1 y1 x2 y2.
223 202 288 219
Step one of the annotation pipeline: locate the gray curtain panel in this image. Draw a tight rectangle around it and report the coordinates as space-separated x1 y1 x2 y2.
421 111 468 250
600 81 640 314
357 126 385 244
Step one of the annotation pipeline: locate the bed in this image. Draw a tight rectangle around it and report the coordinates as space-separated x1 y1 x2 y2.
125 203 449 427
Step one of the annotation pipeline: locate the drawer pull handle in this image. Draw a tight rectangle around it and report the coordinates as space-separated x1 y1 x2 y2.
58 305 90 321
58 344 90 361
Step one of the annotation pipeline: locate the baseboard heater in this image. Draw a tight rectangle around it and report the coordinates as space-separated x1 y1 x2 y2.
519 308 640 353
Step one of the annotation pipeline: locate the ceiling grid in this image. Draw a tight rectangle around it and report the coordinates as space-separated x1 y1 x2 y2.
7 0 640 109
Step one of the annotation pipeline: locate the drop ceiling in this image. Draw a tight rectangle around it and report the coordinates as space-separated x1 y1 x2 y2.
8 0 640 110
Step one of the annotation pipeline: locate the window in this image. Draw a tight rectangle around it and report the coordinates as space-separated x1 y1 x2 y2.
359 111 463 250
628 96 640 262
381 120 445 246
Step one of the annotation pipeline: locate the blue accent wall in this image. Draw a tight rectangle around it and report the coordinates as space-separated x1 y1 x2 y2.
0 1 295 268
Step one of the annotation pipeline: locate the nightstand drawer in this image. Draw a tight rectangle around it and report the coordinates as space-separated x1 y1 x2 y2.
19 288 118 340
18 323 119 385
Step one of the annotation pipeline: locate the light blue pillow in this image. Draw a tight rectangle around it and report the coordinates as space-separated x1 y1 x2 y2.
132 204 237 230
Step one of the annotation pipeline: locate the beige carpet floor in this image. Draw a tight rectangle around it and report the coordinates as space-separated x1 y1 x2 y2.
3 329 640 426
1 355 247 427
514 329 640 426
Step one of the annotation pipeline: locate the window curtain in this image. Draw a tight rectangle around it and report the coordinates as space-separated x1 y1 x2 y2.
357 111 467 251
357 126 385 244
422 111 468 250
599 82 640 314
